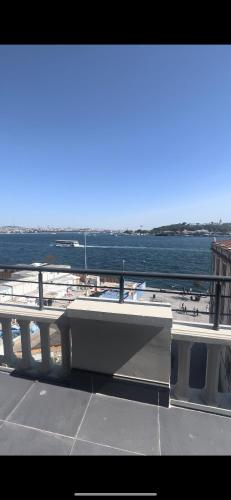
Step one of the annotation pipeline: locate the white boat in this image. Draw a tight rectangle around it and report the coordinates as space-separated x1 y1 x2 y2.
55 240 80 247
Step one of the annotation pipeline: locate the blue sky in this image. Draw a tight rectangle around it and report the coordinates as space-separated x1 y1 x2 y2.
0 45 231 229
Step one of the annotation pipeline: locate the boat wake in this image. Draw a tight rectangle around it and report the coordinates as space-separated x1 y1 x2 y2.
50 244 208 252
84 246 208 252
50 244 151 249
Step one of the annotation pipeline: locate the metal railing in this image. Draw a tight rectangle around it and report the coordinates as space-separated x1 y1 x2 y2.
0 264 231 330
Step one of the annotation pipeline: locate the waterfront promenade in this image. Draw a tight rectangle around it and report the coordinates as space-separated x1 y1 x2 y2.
140 289 210 323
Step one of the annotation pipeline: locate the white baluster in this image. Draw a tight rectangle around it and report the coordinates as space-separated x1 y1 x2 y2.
18 320 33 370
38 322 51 373
202 344 222 406
173 341 193 401
1 318 15 364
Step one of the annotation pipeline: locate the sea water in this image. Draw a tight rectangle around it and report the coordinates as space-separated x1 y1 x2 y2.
0 232 228 290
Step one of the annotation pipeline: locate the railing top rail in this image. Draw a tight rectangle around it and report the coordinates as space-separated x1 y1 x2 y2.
0 264 231 282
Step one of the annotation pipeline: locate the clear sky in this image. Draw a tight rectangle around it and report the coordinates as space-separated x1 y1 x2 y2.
0 45 231 229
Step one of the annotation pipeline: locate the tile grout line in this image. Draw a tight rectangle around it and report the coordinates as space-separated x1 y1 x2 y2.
76 436 144 455
0 418 143 455
69 393 93 456
157 392 161 456
5 381 35 422
1 418 75 441
75 393 94 439
72 383 158 456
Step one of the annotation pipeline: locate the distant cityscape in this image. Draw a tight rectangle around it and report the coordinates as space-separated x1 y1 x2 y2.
1 221 231 236
0 226 123 234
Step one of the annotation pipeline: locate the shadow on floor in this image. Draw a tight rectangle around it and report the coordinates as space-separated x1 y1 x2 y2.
8 367 169 407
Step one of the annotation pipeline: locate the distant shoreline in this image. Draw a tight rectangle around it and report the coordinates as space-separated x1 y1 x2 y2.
0 231 230 237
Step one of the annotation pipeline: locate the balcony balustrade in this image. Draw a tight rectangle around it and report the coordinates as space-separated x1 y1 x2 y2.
0 304 71 378
0 265 230 417
171 321 231 415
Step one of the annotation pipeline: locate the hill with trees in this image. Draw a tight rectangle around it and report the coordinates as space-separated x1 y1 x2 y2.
124 222 231 236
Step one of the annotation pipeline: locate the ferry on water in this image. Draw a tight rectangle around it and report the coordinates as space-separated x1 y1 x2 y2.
55 240 80 247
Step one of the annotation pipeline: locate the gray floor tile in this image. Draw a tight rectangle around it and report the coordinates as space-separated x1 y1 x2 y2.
0 372 34 420
8 381 91 437
72 439 138 455
159 406 231 455
0 422 73 455
78 394 159 455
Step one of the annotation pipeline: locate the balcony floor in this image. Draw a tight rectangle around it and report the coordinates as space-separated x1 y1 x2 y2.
0 369 231 455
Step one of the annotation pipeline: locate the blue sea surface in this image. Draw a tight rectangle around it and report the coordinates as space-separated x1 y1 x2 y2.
0 232 228 290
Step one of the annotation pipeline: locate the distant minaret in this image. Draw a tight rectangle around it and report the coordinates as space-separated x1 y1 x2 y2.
213 237 217 242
